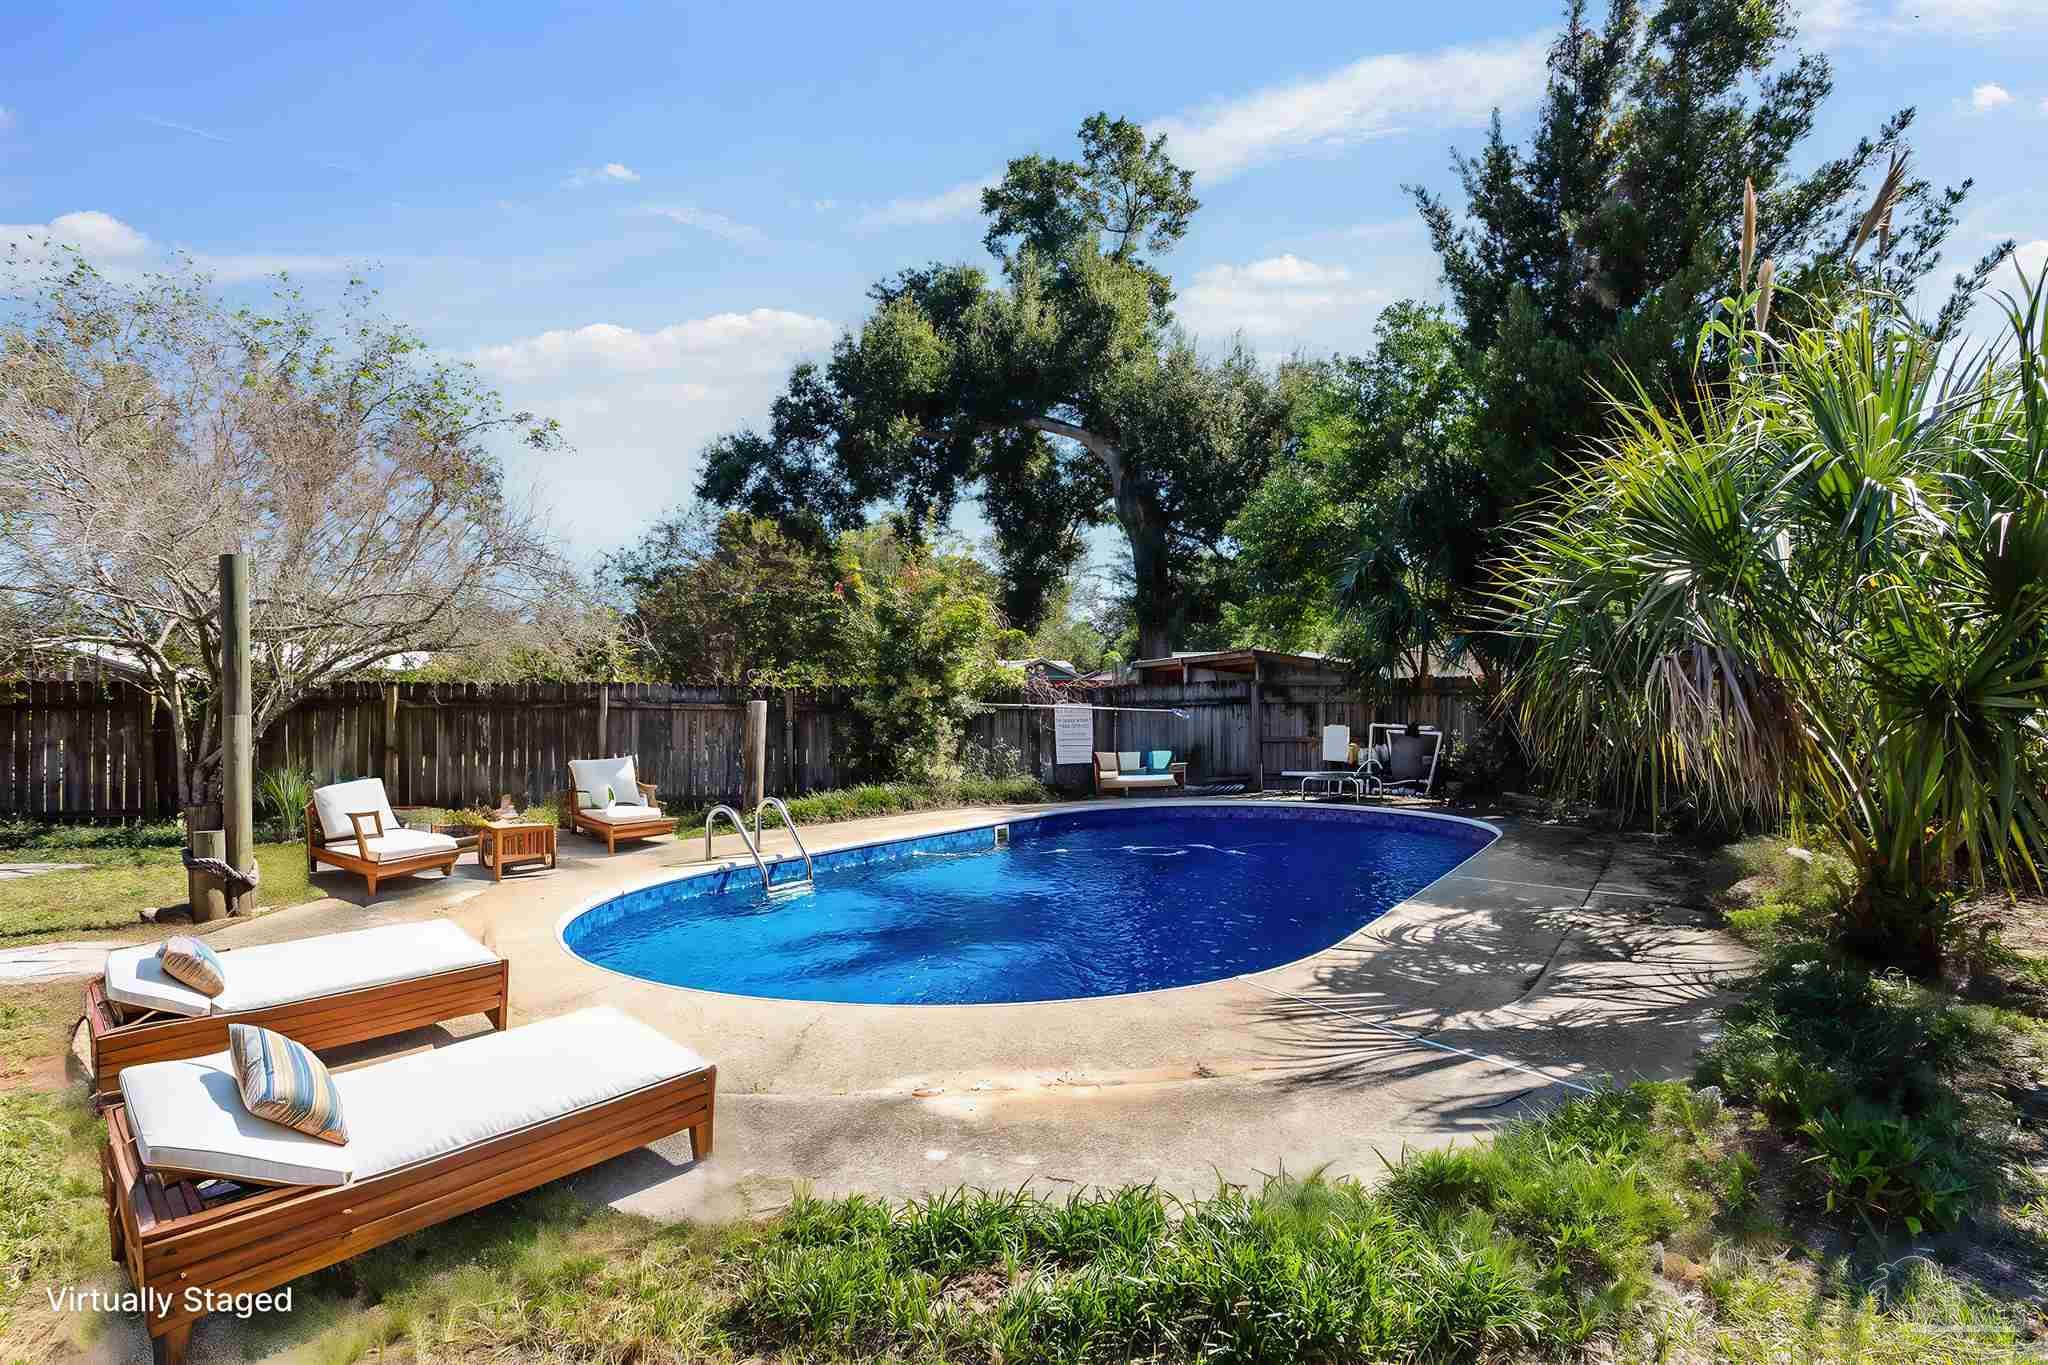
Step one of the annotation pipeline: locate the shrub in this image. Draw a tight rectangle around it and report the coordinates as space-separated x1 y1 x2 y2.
256 766 317 841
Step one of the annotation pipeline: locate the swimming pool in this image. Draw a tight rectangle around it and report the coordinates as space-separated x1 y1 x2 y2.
559 803 1497 1005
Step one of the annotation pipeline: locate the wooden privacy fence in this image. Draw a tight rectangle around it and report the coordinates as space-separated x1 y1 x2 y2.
966 678 1484 791
1 675 1483 820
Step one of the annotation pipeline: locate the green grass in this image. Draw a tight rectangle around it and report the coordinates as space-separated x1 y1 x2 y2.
664 776 1052 838
0 841 318 945
725 1092 1721 1362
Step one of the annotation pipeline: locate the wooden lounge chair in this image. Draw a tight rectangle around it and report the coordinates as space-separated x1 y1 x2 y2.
304 778 460 897
103 1007 714 1365
85 920 509 1102
561 756 677 853
1093 750 1187 797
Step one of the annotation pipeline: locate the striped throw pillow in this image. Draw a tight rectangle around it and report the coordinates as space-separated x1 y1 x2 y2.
228 1024 348 1145
158 935 226 997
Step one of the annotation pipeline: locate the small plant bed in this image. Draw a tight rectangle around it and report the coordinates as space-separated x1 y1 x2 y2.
664 776 1052 840
1699 838 2048 1315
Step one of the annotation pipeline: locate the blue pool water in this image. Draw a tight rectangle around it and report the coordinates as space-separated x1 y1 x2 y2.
560 805 1494 1005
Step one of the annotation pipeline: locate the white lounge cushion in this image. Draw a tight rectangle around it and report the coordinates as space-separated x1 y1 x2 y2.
323 827 460 864
104 920 497 1019
1106 773 1179 787
338 1006 708 1178
568 757 641 809
312 777 400 843
209 920 495 1013
104 948 215 1018
121 1051 355 1186
120 1007 709 1187
580 802 667 826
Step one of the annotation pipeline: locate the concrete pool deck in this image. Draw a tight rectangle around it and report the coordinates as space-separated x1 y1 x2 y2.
101 797 1753 1221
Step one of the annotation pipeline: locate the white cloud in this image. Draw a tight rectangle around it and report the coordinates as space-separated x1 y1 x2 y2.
1889 0 2038 34
140 114 231 144
190 251 353 283
1 210 348 285
2011 239 2048 282
563 162 641 188
465 309 838 555
853 178 992 229
48 209 151 257
1971 82 2014 111
1152 34 1550 181
644 204 763 244
1176 254 1391 347
2041 97 2048 116
1 210 153 273
1787 0 1863 44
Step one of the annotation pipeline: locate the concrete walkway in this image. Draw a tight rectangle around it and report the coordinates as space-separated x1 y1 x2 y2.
78 799 1748 1223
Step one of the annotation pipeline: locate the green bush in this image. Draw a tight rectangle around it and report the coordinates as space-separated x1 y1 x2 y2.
256 766 316 841
1798 1107 1973 1235
1697 946 2004 1231
0 817 185 855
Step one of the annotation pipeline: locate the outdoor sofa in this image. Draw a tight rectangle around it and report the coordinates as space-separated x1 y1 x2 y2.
103 1006 715 1365
85 920 508 1102
1094 749 1188 796
304 777 460 897
561 755 677 853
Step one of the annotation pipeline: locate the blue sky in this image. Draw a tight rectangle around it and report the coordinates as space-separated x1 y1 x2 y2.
4 0 2044 563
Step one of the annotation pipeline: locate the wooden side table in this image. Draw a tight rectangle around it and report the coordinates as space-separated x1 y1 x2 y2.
478 820 556 882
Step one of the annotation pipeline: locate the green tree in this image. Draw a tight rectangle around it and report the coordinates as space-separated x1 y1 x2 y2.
1227 302 1488 689
843 548 1013 783
698 114 1290 658
1412 0 2010 508
1496 262 2048 975
606 508 852 686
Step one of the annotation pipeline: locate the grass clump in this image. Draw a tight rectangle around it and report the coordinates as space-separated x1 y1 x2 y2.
726 1083 1738 1362
667 776 1050 837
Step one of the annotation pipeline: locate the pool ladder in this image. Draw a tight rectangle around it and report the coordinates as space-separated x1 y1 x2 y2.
703 799 814 892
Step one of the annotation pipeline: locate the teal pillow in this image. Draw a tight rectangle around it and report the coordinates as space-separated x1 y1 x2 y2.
1147 750 1173 773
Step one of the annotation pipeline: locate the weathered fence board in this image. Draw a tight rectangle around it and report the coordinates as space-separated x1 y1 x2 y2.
1 674 1482 819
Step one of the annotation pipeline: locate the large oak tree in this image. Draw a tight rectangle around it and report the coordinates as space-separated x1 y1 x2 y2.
697 115 1289 659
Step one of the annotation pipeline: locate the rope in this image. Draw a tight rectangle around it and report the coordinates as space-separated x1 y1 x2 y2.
181 846 260 894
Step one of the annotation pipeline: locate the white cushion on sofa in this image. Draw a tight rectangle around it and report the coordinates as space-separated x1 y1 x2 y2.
323 827 459 864
119 1006 710 1187
568 757 641 808
103 948 215 1018
1109 773 1178 787
580 803 666 826
210 919 496 1013
122 1051 355 1186
311 777 400 842
104 920 497 1019
338 1007 709 1178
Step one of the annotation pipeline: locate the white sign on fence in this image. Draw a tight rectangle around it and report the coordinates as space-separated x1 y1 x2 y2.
1052 704 1095 765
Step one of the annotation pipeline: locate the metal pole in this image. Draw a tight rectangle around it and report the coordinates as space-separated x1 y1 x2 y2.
219 552 255 915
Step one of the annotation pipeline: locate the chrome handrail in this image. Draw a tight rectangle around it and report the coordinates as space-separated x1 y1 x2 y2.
754 796 815 883
704 804 770 890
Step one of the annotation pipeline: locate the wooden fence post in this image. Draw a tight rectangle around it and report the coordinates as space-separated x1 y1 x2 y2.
596 685 610 757
382 683 400 797
744 699 767 811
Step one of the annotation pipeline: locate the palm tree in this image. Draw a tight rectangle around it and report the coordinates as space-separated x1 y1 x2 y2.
1494 267 2048 974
